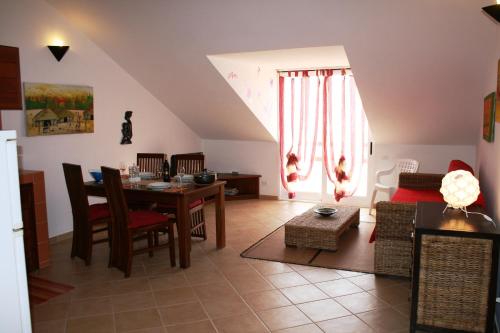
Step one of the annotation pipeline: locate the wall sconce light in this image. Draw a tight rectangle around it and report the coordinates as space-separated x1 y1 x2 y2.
482 0 500 23
47 39 69 62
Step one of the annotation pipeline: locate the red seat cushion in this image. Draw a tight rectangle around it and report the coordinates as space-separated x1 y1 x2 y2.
88 203 110 221
189 199 203 209
391 188 445 204
391 186 484 210
448 159 474 175
128 210 169 229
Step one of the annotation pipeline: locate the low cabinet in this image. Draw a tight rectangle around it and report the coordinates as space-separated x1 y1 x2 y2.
216 173 261 200
410 202 499 333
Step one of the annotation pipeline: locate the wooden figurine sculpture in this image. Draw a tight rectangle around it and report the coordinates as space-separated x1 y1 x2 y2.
120 110 133 145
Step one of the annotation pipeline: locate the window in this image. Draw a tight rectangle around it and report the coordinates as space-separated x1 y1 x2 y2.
279 69 370 202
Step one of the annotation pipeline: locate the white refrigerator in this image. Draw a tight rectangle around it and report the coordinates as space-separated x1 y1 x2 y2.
0 130 32 333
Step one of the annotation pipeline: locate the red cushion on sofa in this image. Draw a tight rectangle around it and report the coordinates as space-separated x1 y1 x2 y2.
391 188 445 204
89 203 110 221
128 210 169 229
446 160 486 208
448 160 474 175
475 192 486 208
392 187 485 208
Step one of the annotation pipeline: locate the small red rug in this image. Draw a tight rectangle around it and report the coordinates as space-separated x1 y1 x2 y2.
28 276 74 305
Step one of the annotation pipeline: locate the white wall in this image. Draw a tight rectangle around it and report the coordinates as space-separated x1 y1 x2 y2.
477 23 500 223
202 139 279 196
0 0 201 237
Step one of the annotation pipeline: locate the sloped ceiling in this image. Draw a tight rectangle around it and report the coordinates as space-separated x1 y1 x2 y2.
46 0 497 144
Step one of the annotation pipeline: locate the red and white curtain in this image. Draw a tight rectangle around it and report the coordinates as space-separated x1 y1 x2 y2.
279 69 369 200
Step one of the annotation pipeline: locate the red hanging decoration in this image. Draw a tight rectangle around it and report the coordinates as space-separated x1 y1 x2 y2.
286 153 300 199
334 155 349 202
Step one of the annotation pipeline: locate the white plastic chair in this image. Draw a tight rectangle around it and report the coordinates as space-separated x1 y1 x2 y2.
369 159 419 215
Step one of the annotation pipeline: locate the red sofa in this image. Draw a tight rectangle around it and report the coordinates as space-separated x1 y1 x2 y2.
390 160 485 208
372 160 485 277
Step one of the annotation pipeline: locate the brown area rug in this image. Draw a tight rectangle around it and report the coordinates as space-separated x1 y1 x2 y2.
28 276 74 305
241 222 374 273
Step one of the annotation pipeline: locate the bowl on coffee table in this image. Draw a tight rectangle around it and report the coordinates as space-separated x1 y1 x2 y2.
313 207 338 217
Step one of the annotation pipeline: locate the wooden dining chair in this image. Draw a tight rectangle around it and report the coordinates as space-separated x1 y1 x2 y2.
170 153 204 176
170 153 207 240
101 166 175 277
136 152 205 240
137 153 165 178
62 163 110 265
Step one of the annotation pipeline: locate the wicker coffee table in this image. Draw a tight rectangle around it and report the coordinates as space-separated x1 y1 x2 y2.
284 205 360 251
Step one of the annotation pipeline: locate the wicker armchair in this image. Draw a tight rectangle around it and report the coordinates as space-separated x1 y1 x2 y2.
374 172 444 277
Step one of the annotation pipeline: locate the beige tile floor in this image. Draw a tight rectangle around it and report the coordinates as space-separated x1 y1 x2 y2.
32 200 411 333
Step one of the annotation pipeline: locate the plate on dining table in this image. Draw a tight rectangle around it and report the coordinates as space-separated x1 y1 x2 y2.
147 182 172 189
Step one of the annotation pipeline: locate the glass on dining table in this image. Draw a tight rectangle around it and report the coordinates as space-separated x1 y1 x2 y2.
177 166 186 187
128 163 141 183
119 161 126 176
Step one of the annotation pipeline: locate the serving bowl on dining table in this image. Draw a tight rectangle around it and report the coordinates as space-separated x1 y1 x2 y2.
89 169 103 183
193 169 216 185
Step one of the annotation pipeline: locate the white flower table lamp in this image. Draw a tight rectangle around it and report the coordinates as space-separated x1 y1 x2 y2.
440 170 480 216
440 170 494 226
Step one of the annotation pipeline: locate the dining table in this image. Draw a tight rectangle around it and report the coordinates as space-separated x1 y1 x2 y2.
84 179 226 268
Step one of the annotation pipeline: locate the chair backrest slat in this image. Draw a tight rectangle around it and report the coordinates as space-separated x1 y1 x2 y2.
62 163 90 222
101 166 130 247
137 153 165 177
171 153 204 175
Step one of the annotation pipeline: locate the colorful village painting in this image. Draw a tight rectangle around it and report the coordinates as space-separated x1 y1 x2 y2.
24 83 94 136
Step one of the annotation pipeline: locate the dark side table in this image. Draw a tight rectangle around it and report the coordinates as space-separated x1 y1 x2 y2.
410 202 500 333
216 173 261 200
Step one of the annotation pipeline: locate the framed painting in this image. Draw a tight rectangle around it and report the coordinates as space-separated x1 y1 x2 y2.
483 92 495 142
24 83 94 136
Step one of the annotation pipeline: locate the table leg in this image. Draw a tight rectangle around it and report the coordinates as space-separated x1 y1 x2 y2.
215 183 226 249
176 196 190 268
